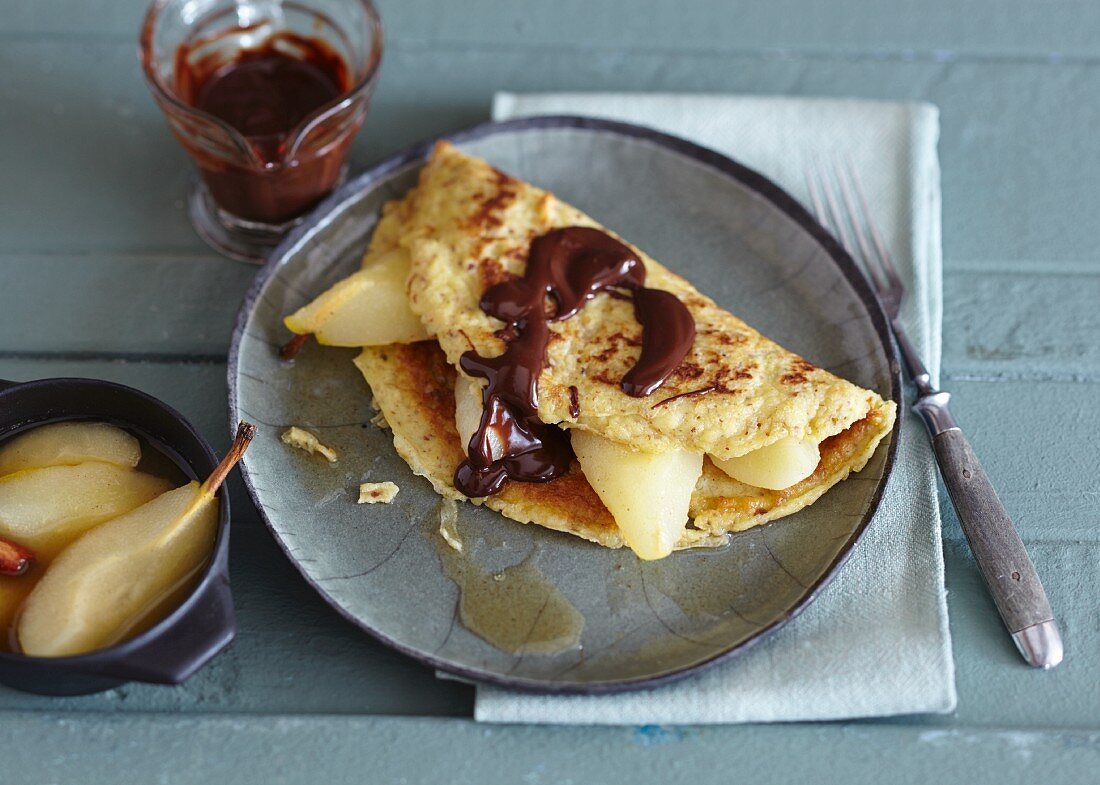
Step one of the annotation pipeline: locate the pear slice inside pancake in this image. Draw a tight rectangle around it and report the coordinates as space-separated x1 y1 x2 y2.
354 342 893 547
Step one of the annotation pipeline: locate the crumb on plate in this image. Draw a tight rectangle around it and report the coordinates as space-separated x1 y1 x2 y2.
281 426 337 463
369 410 390 430
358 481 399 504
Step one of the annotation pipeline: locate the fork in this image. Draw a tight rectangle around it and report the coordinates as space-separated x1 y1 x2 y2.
806 160 1063 669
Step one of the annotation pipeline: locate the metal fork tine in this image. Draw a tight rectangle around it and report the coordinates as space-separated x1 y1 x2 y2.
803 168 828 226
843 156 905 292
814 160 856 256
831 158 890 293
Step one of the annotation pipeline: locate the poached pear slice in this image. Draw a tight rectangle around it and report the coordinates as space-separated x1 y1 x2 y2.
283 248 430 347
453 375 505 462
16 481 213 657
16 422 256 658
571 430 703 560
0 463 172 558
0 421 141 476
711 436 820 490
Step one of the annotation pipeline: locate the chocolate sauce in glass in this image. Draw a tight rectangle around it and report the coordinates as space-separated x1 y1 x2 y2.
174 32 355 223
454 226 696 498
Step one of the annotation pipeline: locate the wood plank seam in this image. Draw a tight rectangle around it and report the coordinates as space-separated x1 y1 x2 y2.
0 351 227 365
6 29 1100 68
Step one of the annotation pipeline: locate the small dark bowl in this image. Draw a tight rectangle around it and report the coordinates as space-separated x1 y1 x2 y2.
0 377 235 695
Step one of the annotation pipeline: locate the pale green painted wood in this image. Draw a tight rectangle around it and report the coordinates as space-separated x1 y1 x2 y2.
6 714 1100 785
941 380 1100 543
942 539 1100 729
0 254 252 358
943 268 1100 383
7 0 1100 61
5 41 1100 263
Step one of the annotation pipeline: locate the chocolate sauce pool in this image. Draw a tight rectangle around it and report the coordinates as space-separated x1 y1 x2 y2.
454 227 696 498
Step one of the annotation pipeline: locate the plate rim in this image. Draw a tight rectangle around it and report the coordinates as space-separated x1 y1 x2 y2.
227 114 903 694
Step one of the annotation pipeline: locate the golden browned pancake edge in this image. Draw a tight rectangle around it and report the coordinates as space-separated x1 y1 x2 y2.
354 342 895 547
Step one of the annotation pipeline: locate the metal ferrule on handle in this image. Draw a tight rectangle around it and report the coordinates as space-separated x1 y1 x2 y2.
893 317 958 436
912 390 959 436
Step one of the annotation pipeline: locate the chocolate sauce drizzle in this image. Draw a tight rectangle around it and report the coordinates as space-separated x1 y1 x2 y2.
454 226 696 497
651 384 717 408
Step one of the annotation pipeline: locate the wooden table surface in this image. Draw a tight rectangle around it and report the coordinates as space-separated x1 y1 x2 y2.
2 1 1098 781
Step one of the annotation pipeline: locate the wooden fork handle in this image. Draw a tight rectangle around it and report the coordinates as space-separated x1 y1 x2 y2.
931 426 1062 668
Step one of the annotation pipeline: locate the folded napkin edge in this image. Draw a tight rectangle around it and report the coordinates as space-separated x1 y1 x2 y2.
494 91 940 122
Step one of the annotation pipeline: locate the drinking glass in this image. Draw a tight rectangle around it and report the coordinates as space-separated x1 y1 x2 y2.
141 0 382 262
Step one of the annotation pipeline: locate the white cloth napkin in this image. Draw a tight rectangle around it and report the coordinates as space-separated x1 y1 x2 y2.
473 93 955 724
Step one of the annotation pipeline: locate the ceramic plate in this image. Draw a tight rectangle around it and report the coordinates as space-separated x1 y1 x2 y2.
228 117 901 693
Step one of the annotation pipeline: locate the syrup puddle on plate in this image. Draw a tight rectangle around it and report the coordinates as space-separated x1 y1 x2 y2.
433 501 583 656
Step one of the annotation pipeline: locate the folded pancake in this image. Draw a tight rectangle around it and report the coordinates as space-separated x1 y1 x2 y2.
290 141 896 553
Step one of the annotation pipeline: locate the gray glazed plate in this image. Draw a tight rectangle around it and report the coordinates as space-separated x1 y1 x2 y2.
228 117 901 693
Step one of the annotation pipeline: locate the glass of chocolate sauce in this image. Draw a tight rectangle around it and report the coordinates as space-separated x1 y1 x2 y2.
140 0 382 262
